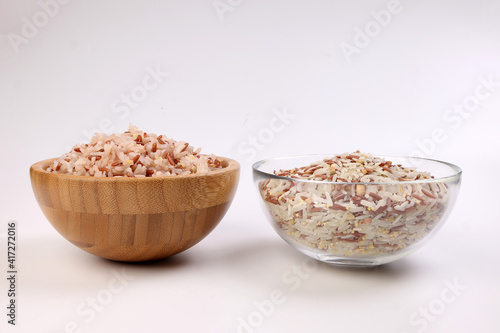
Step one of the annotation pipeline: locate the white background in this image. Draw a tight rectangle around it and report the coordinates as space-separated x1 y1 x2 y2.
1 0 500 332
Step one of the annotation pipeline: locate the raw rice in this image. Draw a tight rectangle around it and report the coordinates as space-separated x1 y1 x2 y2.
45 124 226 177
259 152 449 257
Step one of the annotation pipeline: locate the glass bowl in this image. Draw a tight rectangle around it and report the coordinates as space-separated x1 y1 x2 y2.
252 154 461 267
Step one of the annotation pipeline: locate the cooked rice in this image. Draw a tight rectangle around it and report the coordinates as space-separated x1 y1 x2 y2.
45 124 225 177
259 152 449 257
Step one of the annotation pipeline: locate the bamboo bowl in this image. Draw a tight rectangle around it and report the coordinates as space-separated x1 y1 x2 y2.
30 157 239 262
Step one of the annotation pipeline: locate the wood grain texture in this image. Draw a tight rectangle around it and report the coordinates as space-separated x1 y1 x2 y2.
30 157 240 262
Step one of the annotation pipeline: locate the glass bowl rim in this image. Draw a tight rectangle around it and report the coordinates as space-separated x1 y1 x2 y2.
252 154 462 186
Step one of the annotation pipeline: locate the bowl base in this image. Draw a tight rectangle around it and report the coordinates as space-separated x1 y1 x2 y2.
295 246 412 267
318 256 384 267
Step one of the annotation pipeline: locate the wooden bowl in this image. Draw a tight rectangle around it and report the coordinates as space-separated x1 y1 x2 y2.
30 157 239 262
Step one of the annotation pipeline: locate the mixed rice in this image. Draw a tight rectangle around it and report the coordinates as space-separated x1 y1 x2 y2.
45 124 225 177
259 152 449 257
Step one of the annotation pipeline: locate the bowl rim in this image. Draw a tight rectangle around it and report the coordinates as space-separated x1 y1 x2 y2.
31 155 240 181
252 154 462 185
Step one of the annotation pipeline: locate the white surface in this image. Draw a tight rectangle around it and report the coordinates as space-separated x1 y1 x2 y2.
1 0 500 332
